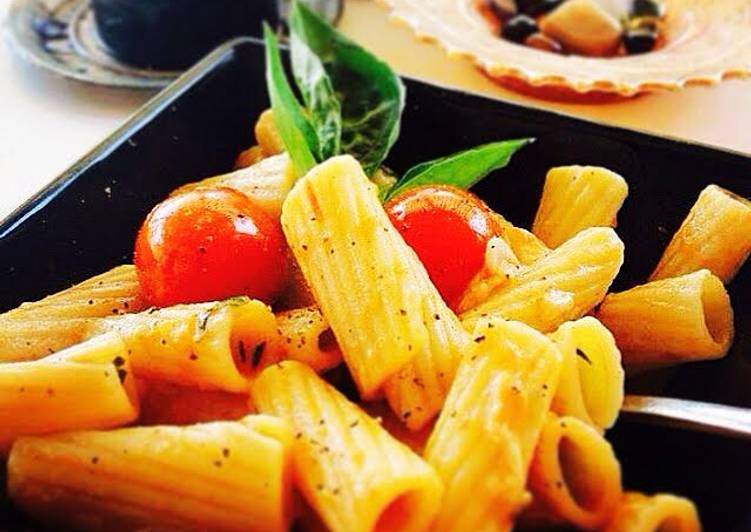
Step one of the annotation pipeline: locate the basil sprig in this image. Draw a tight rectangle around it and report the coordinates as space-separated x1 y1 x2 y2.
263 1 532 194
383 139 534 201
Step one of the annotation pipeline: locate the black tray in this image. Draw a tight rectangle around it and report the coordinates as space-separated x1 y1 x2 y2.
1 37 749 531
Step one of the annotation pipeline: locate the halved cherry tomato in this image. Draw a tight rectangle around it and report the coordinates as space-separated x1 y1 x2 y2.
385 185 502 309
135 187 288 307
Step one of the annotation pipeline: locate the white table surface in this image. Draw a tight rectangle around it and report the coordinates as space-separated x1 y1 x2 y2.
1 0 749 221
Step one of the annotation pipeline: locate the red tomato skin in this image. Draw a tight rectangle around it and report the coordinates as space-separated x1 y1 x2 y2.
134 187 288 307
385 185 501 309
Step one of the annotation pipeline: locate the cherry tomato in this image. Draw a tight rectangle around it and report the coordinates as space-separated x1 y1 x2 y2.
135 187 288 307
385 185 502 309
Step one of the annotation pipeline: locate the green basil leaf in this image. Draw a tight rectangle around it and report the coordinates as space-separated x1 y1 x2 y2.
383 138 534 201
263 23 319 176
289 1 405 176
290 29 341 160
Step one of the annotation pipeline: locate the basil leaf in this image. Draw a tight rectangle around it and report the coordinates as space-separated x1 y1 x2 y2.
263 23 319 176
290 29 341 160
289 2 405 176
383 138 534 201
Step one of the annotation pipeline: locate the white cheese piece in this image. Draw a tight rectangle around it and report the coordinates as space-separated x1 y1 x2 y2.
540 0 624 56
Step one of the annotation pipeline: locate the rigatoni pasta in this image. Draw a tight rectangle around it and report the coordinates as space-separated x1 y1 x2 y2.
281 155 470 410
275 306 342 373
604 492 701 532
93 298 285 392
595 269 733 370
549 317 624 430
424 318 562 532
532 166 628 248
252 361 443 532
527 415 622 530
461 227 624 333
171 153 295 219
650 184 751 283
7 415 295 532
0 332 139 452
0 265 143 362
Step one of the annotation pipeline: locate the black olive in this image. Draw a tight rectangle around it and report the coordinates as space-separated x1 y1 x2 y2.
502 15 539 43
522 0 563 17
624 28 658 54
631 0 664 18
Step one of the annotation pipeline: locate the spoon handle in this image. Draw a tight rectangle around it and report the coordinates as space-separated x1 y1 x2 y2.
621 395 751 440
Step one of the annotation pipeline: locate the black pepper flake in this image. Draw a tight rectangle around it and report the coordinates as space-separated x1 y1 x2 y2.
295 432 303 439
91 456 99 465
542 384 549 390
25 341 31 346
197 312 210 331
189 353 198 361
505 273 510 280
575 348 593 365
434 314 441 321
408 344 413 351
333 488 341 495
148 307 158 314
123 302 129 309
117 369 128 383
319 419 325 426
349 420 359 428
330 249 335 255
474 336 486 343
412 377 424 388
111 308 119 315
198 246 207 254
450 410 457 418
470 355 478 362
160 339 167 345
511 385 521 394
316 483 324 491
46 388 55 397
238 341 247 363
351 241 356 246
560 421 567 428
222 448 230 458
213 460 223 468
88 299 94 305
556 481 563 489
487 322 495 328
252 342 266 368
18 387 25 393
321 446 330 453
402 411 412 419
399 309 407 316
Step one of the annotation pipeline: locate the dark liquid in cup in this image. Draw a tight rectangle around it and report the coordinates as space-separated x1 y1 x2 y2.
91 0 279 70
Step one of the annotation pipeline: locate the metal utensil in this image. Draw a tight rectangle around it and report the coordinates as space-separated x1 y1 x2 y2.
621 395 751 440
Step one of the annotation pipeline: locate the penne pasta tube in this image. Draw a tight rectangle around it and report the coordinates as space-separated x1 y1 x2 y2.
527 414 622 530
424 318 562 532
494 214 550 264
138 380 254 426
172 153 295 219
252 361 443 532
7 415 295 532
0 265 143 362
281 155 470 405
650 184 751 283
604 492 701 532
0 332 139 452
532 166 629 248
275 306 342 373
93 298 285 392
595 269 733 370
461 227 624 333
549 317 624 430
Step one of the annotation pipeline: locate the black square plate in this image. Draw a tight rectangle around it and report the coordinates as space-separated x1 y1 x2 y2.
1 37 749 531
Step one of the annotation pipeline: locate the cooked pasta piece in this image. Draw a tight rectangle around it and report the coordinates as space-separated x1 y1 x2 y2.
255 108 285 157
172 153 295 219
275 306 342 373
549 317 624 430
457 237 525 313
0 332 139 452
527 414 622 530
650 184 751 283
424 318 562 532
252 361 443 532
495 214 550 264
138 380 254 425
532 166 628 248
7 415 295 532
93 298 285 392
0 265 143 362
461 227 624 333
595 269 733 370
604 492 701 532
281 155 470 412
